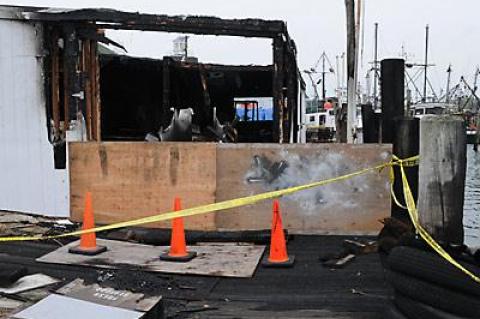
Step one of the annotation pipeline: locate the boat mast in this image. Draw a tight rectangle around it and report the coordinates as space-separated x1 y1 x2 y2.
423 24 429 102
322 52 326 100
446 64 452 104
373 22 379 110
474 67 480 93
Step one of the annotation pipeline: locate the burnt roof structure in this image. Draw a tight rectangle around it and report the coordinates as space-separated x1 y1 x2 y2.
0 5 302 143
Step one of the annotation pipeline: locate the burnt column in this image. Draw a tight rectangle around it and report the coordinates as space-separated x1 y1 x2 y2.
273 35 285 143
162 57 171 129
380 58 405 143
63 24 82 121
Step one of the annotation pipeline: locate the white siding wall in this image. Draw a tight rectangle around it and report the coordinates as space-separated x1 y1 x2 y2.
0 20 69 217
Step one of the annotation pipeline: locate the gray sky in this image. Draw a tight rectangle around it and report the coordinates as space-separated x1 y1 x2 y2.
5 0 480 97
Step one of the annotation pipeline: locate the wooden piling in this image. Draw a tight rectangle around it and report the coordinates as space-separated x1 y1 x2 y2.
361 104 379 143
380 59 405 143
418 115 467 245
391 118 419 223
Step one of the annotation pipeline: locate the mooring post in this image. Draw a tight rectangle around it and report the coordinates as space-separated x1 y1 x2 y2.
391 118 419 223
418 115 467 245
380 59 405 143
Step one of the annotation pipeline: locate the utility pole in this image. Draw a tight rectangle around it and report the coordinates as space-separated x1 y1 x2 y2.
446 64 452 103
423 25 429 102
345 0 357 143
373 22 379 110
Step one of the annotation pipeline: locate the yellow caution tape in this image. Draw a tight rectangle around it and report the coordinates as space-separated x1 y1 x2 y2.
395 155 480 284
0 158 402 242
2 152 478 285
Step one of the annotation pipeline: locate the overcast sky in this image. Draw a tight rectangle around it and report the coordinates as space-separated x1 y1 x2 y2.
5 0 480 97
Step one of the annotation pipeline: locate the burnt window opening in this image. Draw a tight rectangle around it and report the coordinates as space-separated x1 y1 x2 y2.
36 9 301 146
99 54 275 143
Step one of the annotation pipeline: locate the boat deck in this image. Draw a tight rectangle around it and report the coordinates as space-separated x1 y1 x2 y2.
0 235 391 318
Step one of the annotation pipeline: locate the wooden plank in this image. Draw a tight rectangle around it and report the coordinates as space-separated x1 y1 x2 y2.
215 144 391 234
69 142 216 230
36 239 265 278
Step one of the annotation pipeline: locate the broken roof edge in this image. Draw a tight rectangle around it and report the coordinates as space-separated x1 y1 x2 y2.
100 54 274 70
0 5 288 39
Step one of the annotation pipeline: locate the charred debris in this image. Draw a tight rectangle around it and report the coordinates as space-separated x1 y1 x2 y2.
4 6 305 168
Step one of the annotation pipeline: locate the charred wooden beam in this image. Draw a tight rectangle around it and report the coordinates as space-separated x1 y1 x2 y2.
83 39 93 140
286 52 298 143
24 9 285 38
272 35 285 143
92 38 102 141
63 24 81 122
198 64 211 123
162 57 171 129
172 61 274 73
50 30 61 141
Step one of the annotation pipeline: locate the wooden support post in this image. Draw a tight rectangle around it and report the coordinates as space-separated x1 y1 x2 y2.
91 38 102 141
162 57 171 129
198 63 212 126
418 115 467 245
391 118 419 223
50 30 61 141
286 52 298 143
273 35 285 143
63 25 81 122
83 39 93 140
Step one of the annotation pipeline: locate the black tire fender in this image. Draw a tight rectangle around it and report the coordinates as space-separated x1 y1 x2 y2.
394 293 467 319
386 270 480 318
387 246 480 297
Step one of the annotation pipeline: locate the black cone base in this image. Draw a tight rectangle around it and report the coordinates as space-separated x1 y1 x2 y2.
68 245 107 256
262 254 295 268
160 251 197 262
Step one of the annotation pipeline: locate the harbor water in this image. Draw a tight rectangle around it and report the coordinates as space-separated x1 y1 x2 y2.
464 147 480 247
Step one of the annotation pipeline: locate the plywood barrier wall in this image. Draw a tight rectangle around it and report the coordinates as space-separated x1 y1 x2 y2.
215 144 391 234
70 142 391 234
69 142 217 229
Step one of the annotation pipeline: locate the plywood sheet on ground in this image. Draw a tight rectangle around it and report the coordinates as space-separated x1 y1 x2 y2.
215 144 391 234
69 142 216 229
36 239 264 278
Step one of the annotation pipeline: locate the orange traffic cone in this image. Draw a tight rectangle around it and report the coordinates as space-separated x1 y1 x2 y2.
69 192 107 256
160 197 197 262
262 200 294 267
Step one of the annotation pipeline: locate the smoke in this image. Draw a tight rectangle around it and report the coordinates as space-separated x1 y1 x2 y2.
245 150 376 214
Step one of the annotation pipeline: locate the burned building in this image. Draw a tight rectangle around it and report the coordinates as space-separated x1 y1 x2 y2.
0 5 306 217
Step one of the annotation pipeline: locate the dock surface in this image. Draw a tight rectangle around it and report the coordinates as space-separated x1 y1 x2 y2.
0 235 391 318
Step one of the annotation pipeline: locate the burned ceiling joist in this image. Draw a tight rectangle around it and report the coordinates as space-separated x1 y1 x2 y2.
21 8 287 39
